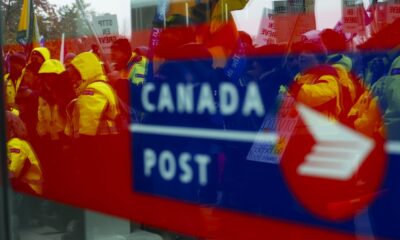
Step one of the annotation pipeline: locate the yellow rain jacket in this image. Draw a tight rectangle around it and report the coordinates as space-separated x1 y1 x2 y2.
334 64 356 98
359 56 400 139
4 72 23 113
37 60 67 140
329 54 357 103
7 138 43 195
332 63 359 119
37 99 66 140
4 47 50 114
293 67 341 119
66 52 119 137
348 90 384 138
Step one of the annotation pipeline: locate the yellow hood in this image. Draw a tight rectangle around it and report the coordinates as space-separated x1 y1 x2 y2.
32 47 51 61
70 52 107 92
39 59 65 74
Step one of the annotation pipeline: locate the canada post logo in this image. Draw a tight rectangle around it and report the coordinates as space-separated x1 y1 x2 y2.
279 96 387 221
296 103 375 181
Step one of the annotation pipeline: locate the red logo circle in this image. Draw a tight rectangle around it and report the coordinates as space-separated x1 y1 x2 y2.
278 73 387 221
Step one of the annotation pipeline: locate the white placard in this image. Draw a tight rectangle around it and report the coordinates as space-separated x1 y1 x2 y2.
342 0 365 34
255 8 276 47
92 14 119 54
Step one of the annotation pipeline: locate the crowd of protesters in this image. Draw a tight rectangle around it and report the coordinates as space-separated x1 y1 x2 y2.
3 37 150 238
2 0 400 238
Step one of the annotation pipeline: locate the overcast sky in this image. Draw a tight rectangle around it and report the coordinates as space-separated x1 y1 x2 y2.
48 0 371 38
48 0 132 36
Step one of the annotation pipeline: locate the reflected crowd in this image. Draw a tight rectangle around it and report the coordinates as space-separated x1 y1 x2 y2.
3 0 400 238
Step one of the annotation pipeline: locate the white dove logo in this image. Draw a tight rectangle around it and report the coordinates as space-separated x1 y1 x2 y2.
296 103 375 181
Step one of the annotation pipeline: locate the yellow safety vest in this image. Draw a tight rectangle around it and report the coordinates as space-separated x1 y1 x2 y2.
37 97 66 140
124 52 147 85
65 81 119 137
4 72 23 109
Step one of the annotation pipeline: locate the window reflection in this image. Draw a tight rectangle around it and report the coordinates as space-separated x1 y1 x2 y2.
2 0 400 239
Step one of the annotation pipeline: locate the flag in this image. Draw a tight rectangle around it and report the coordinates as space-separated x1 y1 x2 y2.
17 0 40 47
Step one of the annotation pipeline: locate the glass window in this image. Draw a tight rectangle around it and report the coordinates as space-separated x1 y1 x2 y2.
1 0 400 239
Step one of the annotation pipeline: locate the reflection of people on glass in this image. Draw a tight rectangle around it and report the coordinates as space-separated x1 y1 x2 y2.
290 42 342 120
361 56 400 140
4 47 50 114
35 60 69 193
37 60 68 140
321 29 358 111
110 38 148 86
6 111 43 195
65 52 120 197
65 52 119 138
109 38 147 125
5 53 26 115
15 62 41 142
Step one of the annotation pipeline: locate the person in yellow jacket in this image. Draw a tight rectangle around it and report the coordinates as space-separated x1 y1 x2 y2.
65 52 121 198
326 53 366 121
110 38 147 85
35 59 72 194
4 53 26 115
6 111 43 195
348 57 400 140
327 54 356 100
348 90 384 138
5 48 50 116
290 42 342 120
369 55 400 140
37 59 67 140
65 52 120 137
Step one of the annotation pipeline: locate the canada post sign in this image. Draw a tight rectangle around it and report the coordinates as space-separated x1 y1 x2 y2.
131 79 271 202
126 55 400 238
